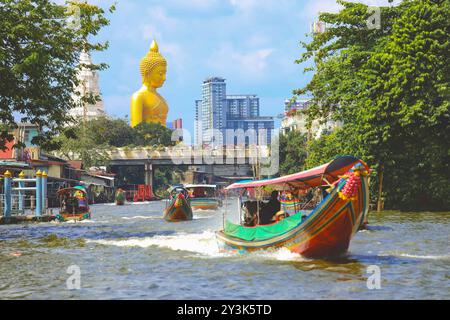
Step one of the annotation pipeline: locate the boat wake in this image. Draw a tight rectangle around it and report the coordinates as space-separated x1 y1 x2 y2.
87 231 309 262
249 247 310 262
51 219 96 224
130 201 162 205
396 253 450 260
380 252 450 260
87 231 226 257
192 208 217 212
121 216 161 220
192 215 214 220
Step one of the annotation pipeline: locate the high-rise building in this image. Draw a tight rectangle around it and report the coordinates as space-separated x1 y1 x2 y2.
194 100 202 146
195 77 274 146
225 116 274 146
168 118 183 142
69 51 105 123
172 118 183 129
201 77 227 145
226 95 260 119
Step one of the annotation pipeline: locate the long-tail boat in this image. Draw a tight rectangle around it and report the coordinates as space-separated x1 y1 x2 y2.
184 184 221 210
115 188 125 205
216 156 370 258
56 186 91 222
163 185 193 222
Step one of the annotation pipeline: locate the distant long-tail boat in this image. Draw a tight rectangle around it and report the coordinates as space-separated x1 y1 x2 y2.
56 186 91 222
115 188 125 205
185 184 221 210
163 185 193 222
216 156 370 258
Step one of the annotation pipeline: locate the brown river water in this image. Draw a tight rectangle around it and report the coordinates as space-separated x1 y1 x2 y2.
0 199 448 299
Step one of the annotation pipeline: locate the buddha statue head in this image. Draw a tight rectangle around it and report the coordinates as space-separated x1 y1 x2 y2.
140 40 167 89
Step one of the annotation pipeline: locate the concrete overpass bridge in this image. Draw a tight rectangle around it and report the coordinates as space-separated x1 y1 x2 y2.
106 145 275 187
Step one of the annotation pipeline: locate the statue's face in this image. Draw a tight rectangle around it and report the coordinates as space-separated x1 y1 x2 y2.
148 65 167 88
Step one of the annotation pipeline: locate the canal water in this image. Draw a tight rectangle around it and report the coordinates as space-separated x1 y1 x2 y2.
0 199 448 299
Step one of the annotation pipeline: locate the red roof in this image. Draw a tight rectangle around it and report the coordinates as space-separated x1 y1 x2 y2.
68 160 83 170
226 156 368 190
0 139 15 159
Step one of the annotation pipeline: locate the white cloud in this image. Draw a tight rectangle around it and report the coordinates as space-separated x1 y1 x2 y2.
141 25 162 42
165 0 222 10
247 34 270 47
52 0 116 6
103 95 131 117
228 0 291 12
206 42 274 80
163 42 187 74
303 0 343 17
229 0 260 11
350 0 402 6
144 6 180 31
303 0 402 17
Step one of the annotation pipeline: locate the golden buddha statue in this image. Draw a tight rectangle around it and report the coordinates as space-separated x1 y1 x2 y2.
130 40 168 127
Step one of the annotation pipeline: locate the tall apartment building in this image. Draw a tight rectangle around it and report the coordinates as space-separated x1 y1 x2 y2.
226 95 259 119
195 77 274 146
194 100 202 146
172 118 183 129
201 77 227 145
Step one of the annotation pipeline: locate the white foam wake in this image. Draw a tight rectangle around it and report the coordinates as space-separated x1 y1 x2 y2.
53 219 96 224
397 253 450 260
121 216 161 220
87 231 309 261
379 252 450 260
193 215 214 220
250 247 310 262
130 201 159 205
87 231 226 257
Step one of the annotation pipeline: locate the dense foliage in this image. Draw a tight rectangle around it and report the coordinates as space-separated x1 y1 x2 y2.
49 117 177 168
0 0 115 150
279 130 308 175
293 0 449 210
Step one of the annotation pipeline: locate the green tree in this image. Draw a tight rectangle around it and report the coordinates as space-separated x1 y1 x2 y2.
279 130 308 175
0 0 115 150
85 117 135 147
49 117 178 168
295 0 449 210
132 122 176 147
51 123 110 169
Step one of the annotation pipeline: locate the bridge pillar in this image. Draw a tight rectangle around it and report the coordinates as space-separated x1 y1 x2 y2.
144 163 153 189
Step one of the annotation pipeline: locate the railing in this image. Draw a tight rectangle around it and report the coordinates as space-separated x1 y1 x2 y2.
0 193 51 216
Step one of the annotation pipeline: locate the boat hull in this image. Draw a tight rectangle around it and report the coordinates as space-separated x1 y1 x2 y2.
216 176 369 258
190 198 220 210
56 212 91 222
163 198 193 222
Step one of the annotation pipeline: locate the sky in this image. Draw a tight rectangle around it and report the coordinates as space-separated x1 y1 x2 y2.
68 0 400 141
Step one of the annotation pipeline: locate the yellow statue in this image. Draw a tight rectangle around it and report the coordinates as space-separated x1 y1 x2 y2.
130 40 168 127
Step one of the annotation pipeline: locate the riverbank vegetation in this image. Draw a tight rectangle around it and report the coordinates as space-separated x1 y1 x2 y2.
0 0 115 150
49 117 176 168
49 117 181 193
289 0 449 211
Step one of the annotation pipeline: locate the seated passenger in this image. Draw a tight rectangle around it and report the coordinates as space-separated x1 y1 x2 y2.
242 201 258 226
259 191 281 225
272 210 289 222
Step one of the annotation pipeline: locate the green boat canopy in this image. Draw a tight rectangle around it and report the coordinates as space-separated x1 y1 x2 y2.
224 213 303 241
